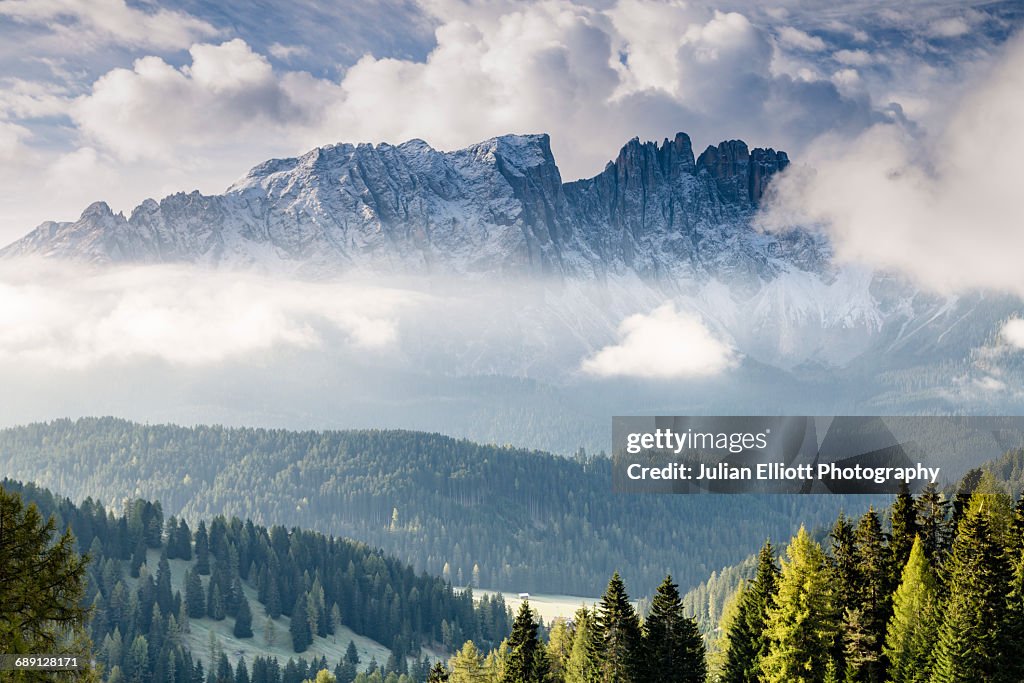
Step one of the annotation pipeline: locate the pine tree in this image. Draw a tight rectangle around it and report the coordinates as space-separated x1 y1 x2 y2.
722 541 778 682
502 601 549 683
234 593 254 638
931 502 1013 682
291 596 314 653
593 572 642 682
642 575 706 682
883 536 939 683
760 526 838 683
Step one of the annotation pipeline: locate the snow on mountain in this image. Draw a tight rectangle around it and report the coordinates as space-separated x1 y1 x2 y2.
5 131 1009 375
1 132 805 279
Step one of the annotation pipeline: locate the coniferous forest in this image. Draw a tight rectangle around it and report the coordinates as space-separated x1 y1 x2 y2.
5 435 1024 682
0 418 873 596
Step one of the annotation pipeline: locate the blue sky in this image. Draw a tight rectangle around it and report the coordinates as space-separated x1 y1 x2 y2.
1 0 1023 245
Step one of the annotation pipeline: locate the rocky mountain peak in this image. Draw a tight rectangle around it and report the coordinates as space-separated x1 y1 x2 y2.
1 131 804 281
696 140 789 206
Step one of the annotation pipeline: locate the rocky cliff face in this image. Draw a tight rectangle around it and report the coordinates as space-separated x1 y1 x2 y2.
1 132 818 285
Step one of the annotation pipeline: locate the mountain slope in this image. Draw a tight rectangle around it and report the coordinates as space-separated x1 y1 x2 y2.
0 417 878 596
1 133 804 282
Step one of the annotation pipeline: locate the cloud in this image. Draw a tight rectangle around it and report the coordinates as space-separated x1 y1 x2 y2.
72 39 305 162
1002 319 1024 349
1 0 1013 246
760 32 1024 297
0 0 219 50
581 303 739 379
61 1 874 181
0 119 31 161
777 26 826 52
833 49 874 66
0 260 408 368
928 17 971 38
268 43 311 61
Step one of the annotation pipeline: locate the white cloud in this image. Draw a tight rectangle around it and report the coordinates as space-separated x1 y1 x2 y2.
59 0 871 182
1002 319 1024 349
72 39 304 162
928 17 971 38
777 26 826 52
0 260 408 367
834 49 874 66
268 43 311 61
0 0 219 50
0 0 1004 247
761 32 1024 297
0 119 31 161
581 303 738 379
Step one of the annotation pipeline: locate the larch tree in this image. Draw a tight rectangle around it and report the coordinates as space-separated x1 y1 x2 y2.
883 535 939 683
760 526 838 683
0 486 97 681
565 607 601 683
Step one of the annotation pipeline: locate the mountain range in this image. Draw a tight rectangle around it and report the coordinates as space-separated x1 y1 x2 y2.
2 132 810 284
2 131 1021 431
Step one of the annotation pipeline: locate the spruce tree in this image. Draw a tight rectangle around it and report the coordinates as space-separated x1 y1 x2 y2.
594 572 642 682
890 482 918 575
291 595 313 653
883 536 939 683
234 593 254 638
915 483 951 566
185 568 205 619
195 521 211 575
642 575 706 683
722 541 779 682
761 526 838 683
843 508 892 683
209 582 226 620
932 502 1013 682
427 662 449 682
1004 494 1024 682
502 601 549 683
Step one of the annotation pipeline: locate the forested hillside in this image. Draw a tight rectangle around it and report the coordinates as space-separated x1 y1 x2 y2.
0 418 876 595
712 475 1024 682
2 479 511 683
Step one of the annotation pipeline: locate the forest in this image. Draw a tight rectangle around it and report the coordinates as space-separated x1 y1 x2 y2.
1 479 512 683
0 417 874 595
4 450 1024 682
